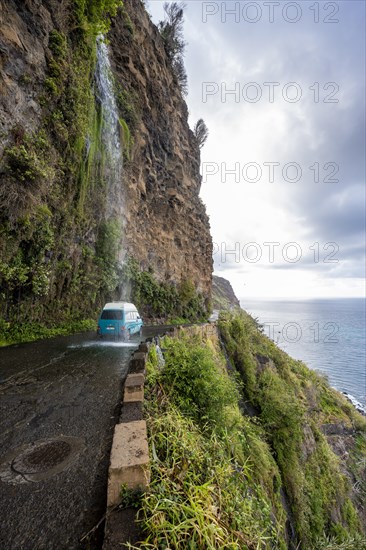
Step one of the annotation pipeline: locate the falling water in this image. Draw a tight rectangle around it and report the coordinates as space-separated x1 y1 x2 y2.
156 345 166 369
94 35 123 217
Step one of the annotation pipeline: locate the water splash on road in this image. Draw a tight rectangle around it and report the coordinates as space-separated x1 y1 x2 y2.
68 341 137 349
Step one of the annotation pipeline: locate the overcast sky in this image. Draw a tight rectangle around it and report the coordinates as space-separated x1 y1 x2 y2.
147 1 365 300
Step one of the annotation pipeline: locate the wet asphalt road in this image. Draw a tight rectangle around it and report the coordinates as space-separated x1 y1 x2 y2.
0 327 167 550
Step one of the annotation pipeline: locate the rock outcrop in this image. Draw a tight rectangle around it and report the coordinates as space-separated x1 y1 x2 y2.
109 0 212 297
0 0 212 332
212 275 240 309
0 0 55 153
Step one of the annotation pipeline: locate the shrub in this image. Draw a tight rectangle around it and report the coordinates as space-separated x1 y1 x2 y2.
0 319 96 346
5 145 49 183
74 0 123 35
161 335 239 431
194 118 209 148
158 2 188 94
48 30 67 59
119 258 207 322
158 2 186 59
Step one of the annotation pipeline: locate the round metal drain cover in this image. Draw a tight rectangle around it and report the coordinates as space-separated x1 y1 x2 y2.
13 440 72 474
0 436 84 484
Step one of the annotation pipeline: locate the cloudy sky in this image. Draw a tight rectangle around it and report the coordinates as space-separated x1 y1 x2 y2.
147 1 365 300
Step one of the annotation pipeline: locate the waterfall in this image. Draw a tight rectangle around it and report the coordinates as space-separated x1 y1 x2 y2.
94 35 123 217
156 345 166 369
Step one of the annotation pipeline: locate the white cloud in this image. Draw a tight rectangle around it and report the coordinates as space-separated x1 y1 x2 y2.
147 1 365 298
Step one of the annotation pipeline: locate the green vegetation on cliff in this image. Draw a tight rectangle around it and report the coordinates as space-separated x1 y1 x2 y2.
158 2 188 95
219 310 366 548
0 1 128 345
74 0 123 34
0 0 211 346
130 319 366 549
137 331 288 548
212 274 240 310
120 258 208 322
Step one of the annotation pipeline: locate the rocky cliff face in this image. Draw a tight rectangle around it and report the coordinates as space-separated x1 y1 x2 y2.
0 0 48 154
212 275 240 310
109 0 212 296
0 0 212 336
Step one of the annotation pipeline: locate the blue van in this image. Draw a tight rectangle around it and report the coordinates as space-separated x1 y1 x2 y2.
97 302 143 340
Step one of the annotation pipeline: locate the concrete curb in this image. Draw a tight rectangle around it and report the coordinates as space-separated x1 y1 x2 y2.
103 341 150 549
106 344 149 509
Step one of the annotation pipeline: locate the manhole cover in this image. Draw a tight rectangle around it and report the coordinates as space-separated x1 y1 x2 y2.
0 436 84 484
13 440 72 474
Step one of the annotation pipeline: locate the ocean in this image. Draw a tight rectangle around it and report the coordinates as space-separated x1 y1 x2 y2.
240 298 366 410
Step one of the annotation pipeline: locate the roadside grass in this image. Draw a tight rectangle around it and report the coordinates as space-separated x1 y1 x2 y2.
0 319 96 347
122 313 366 549
130 333 288 549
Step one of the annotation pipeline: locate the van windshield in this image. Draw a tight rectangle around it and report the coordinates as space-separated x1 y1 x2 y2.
101 310 123 320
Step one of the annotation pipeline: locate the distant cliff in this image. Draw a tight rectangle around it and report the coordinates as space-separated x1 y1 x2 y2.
212 275 240 310
0 0 212 342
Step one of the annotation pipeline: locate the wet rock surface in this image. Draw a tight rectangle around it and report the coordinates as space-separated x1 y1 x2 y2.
0 328 163 549
0 0 52 156
109 0 213 299
0 0 212 333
